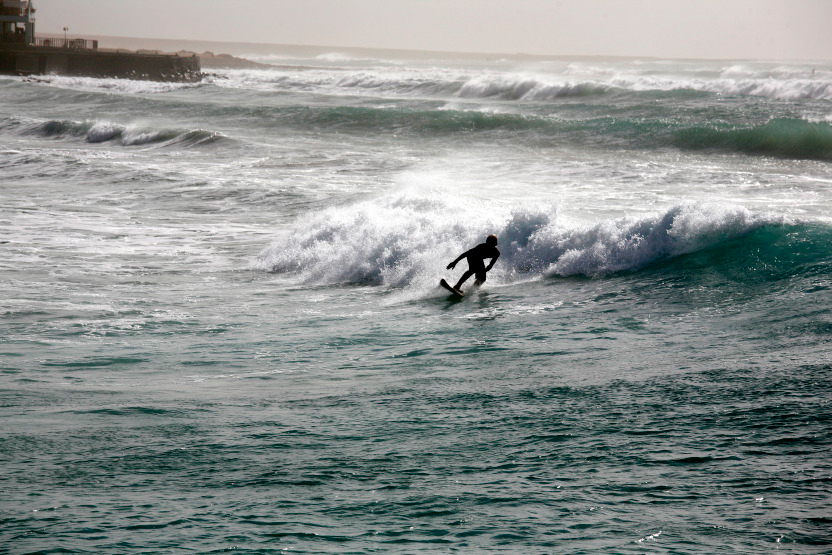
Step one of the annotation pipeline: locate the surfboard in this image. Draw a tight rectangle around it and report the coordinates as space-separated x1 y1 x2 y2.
439 278 464 297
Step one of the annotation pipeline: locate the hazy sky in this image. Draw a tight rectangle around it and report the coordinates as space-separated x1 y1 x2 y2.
34 0 831 60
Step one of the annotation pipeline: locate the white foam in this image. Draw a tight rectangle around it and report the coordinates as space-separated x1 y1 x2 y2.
86 121 125 143
537 203 767 277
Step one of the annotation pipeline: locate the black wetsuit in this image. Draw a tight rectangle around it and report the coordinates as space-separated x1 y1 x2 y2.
451 242 500 289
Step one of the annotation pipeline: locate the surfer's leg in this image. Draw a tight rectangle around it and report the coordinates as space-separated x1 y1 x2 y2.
454 270 474 290
458 257 486 289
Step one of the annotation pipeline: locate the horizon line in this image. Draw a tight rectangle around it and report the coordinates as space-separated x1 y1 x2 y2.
34 32 830 64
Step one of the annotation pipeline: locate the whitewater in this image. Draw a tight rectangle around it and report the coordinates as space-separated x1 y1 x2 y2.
1 51 831 553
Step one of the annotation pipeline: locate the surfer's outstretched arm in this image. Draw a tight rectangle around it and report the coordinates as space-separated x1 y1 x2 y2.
446 248 472 270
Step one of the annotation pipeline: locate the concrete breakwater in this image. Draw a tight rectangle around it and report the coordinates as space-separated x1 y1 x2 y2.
0 45 202 82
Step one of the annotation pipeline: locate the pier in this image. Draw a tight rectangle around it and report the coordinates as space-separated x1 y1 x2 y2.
0 1 201 82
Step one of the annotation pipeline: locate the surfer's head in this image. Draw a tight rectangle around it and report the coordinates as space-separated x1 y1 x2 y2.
486 234 498 246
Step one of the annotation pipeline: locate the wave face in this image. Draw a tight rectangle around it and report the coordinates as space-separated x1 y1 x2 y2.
255 195 827 292
673 118 832 161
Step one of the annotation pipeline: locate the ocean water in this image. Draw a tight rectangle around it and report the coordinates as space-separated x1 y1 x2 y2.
1 50 831 553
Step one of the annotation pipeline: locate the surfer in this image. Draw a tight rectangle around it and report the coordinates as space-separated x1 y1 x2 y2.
446 235 500 291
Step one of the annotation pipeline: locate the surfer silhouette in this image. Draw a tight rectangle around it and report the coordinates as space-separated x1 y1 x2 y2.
446 234 500 291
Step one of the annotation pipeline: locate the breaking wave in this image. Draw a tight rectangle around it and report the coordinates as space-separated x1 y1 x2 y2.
254 193 825 293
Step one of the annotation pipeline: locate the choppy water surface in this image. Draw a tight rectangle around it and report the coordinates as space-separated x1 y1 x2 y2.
1 50 831 553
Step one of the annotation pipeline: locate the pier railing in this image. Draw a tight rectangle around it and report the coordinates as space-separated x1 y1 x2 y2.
32 37 98 50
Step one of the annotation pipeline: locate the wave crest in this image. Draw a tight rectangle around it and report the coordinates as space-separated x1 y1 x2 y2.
529 204 766 278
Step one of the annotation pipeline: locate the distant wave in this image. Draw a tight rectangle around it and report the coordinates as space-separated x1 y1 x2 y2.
7 117 225 148
458 76 611 100
315 52 401 65
213 66 832 102
703 77 832 101
455 74 832 102
334 73 460 96
14 58 832 102
210 104 831 161
11 110 828 161
280 107 832 161
266 105 549 135
255 194 827 292
22 73 204 94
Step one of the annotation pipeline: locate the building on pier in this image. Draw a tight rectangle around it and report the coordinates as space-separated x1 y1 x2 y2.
0 0 35 45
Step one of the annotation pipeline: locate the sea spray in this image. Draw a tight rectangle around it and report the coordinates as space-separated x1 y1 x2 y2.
255 190 515 289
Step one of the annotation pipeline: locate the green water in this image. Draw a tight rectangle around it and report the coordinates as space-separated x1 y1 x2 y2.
2 53 831 552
